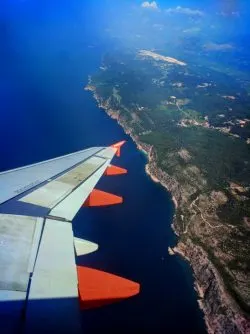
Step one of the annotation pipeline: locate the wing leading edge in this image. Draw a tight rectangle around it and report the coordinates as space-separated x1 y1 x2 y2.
0 141 140 333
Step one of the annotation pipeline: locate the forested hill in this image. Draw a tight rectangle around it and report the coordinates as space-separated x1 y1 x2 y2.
88 49 250 329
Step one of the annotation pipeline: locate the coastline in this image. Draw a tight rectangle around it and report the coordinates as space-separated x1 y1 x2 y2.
85 80 250 334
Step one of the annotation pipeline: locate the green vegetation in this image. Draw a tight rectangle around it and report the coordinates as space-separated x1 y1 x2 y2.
217 190 250 226
91 50 250 314
92 49 250 196
197 237 250 314
141 126 250 190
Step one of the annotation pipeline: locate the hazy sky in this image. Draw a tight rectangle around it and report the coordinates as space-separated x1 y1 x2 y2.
2 0 250 62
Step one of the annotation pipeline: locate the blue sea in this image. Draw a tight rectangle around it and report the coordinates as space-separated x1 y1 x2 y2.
1 1 206 333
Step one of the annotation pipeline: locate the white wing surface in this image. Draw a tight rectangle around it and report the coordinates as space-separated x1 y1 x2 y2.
0 142 140 333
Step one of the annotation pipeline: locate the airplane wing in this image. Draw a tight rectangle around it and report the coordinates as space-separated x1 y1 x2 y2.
0 141 140 333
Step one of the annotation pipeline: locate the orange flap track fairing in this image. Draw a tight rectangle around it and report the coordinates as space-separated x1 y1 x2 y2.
105 165 127 176
77 266 140 310
83 189 123 207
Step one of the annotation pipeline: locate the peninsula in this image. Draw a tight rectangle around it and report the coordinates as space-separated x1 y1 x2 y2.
138 50 187 66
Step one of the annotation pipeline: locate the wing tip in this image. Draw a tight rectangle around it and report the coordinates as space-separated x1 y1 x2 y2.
110 141 126 157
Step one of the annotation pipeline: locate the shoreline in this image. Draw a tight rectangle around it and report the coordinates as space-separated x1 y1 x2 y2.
85 81 206 312
85 81 250 334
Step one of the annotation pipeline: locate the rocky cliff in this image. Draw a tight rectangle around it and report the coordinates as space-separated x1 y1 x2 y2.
85 83 250 334
173 241 250 334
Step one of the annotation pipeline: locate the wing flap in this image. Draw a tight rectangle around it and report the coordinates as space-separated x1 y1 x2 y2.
0 147 103 206
0 214 43 292
25 218 82 333
19 156 106 209
28 219 78 299
49 159 110 221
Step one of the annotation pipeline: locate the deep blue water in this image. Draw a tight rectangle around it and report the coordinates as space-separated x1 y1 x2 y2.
1 1 206 333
